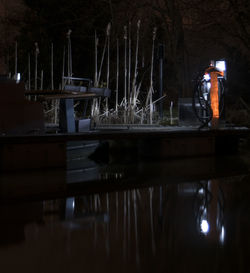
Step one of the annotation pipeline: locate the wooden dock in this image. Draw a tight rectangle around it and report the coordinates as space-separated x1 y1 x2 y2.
0 126 249 171
0 126 249 143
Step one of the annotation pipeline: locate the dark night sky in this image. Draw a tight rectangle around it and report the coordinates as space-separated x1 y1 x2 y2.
0 0 249 98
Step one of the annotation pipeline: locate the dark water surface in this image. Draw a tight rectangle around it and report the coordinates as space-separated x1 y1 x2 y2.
1 152 250 273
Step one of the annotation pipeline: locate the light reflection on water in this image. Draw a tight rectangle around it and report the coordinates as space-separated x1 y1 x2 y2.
0 173 250 273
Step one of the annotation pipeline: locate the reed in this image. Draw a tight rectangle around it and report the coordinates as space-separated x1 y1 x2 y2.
128 22 131 101
40 70 43 90
105 23 111 117
146 27 157 124
51 43 54 90
115 39 119 112
97 24 109 86
61 46 65 90
28 53 31 90
131 20 141 105
14 41 18 81
14 21 167 127
34 42 39 90
94 31 98 87
66 29 72 84
123 25 127 108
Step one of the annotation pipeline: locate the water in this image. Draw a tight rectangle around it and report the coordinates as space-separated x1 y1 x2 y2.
0 152 250 273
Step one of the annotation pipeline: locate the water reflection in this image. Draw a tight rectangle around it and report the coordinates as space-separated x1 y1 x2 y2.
191 180 225 243
1 175 250 272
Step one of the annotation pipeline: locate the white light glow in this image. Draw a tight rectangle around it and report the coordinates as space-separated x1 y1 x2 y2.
216 61 226 72
198 188 204 195
220 226 225 243
16 73 21 83
204 74 210 81
201 220 209 234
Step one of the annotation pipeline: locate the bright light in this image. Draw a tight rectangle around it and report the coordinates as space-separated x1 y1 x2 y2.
220 226 225 244
216 61 226 72
16 73 21 83
198 188 204 195
204 74 210 81
201 220 209 234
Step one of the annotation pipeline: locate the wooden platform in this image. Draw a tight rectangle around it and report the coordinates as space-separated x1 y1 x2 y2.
0 126 249 171
0 126 249 143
